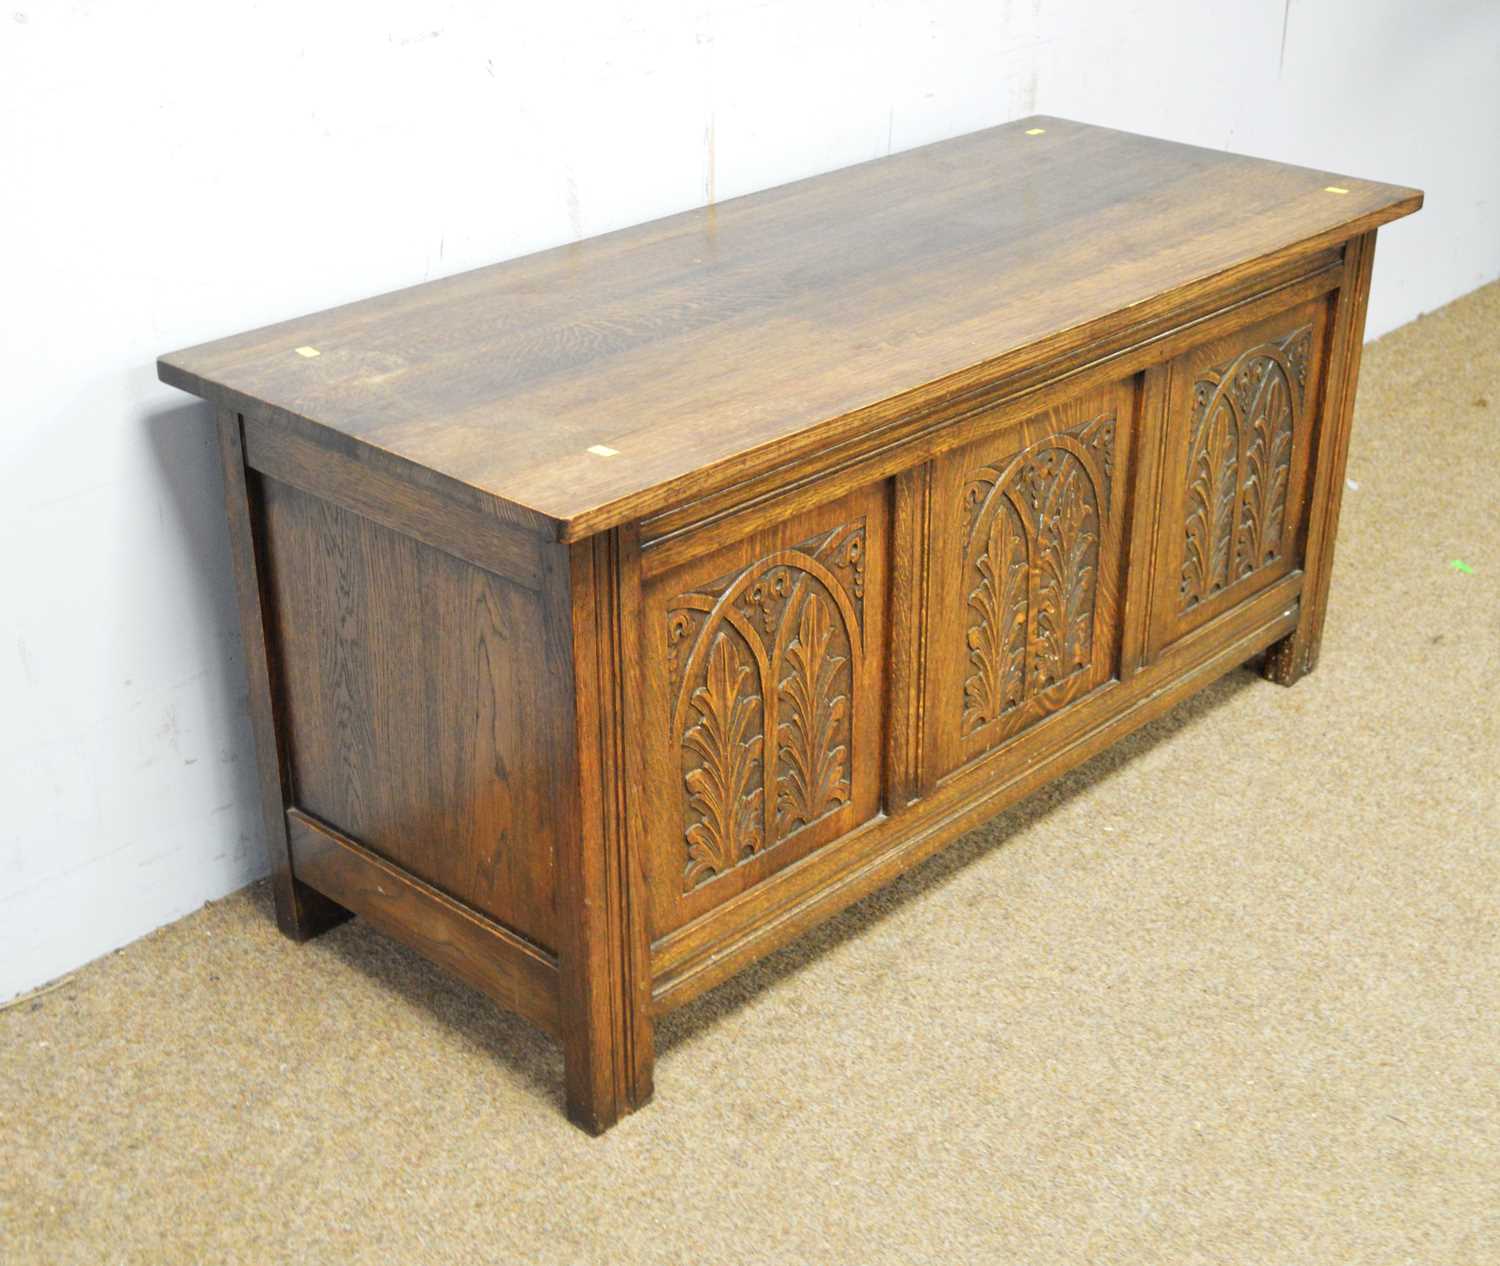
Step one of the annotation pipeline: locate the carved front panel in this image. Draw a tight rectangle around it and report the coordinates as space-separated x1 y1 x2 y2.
961 414 1115 744
668 522 863 893
1180 326 1312 610
926 380 1135 781
643 489 887 934
1151 296 1330 655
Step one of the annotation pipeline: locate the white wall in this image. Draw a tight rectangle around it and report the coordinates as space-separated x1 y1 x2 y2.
3 1 1496 1000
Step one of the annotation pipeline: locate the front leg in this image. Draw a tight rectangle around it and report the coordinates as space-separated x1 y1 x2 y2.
1263 231 1377 688
560 530 656 1133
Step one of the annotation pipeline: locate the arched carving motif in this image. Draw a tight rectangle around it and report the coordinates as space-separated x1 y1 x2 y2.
1181 326 1312 610
667 523 865 892
961 415 1114 738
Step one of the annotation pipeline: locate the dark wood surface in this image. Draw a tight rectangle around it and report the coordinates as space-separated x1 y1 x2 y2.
1264 232 1379 685
166 122 1418 1133
639 485 889 937
215 411 349 943
257 470 567 952
1148 295 1332 656
926 378 1135 781
160 117 1419 540
562 532 655 1132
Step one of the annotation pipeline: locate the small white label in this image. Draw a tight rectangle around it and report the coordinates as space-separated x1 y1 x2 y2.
294 345 321 358
587 444 620 458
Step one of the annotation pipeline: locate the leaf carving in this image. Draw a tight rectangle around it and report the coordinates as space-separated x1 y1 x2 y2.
776 593 851 833
1237 369 1293 576
1182 396 1238 608
1032 456 1098 690
672 526 867 893
682 633 764 890
963 499 1027 733
960 417 1110 743
1182 327 1310 612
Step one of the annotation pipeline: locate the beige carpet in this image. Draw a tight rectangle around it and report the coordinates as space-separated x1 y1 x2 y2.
4 282 1497 1266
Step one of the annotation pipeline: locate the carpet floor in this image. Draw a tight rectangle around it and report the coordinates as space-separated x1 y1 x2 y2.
3 281 1497 1266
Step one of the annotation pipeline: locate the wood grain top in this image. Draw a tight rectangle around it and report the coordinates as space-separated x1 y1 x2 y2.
159 115 1420 540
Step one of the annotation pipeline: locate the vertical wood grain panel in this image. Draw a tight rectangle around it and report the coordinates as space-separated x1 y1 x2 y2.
258 477 562 952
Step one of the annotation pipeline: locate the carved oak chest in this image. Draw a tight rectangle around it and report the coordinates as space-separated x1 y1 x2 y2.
158 116 1421 1132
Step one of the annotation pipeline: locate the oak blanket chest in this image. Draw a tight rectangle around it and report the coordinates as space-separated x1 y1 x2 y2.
159 117 1421 1132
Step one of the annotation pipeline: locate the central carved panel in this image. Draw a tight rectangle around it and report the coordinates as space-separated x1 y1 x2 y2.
1180 326 1312 610
666 523 865 893
959 413 1115 744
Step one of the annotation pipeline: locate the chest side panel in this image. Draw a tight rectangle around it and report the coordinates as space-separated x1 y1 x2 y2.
257 475 565 954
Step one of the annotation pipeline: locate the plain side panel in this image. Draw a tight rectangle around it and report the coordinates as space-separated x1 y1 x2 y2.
256 475 563 953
